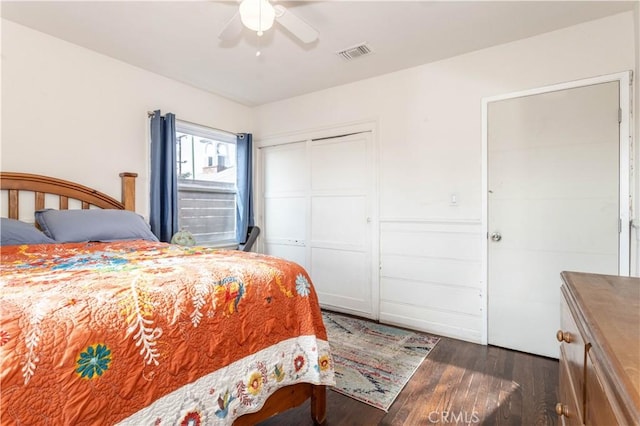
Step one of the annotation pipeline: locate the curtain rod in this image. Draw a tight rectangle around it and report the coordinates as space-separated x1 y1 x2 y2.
147 111 244 137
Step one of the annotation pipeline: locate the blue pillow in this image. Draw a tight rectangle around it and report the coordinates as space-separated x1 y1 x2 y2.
35 209 159 243
1 218 56 246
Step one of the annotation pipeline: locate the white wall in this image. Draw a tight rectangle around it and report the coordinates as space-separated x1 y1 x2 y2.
254 12 637 342
1 19 252 217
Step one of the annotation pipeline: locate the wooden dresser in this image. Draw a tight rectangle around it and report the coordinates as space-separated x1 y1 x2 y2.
557 271 640 425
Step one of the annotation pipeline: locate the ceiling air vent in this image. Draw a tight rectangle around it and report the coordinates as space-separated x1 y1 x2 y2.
337 43 373 61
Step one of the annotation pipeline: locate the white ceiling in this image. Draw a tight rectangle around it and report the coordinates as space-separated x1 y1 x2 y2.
1 1 636 106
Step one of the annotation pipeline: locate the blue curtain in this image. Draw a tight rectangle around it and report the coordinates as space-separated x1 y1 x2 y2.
236 133 254 243
149 110 178 242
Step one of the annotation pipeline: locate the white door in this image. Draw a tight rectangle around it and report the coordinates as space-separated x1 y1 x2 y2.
310 133 373 316
262 142 308 268
487 81 622 358
262 132 375 317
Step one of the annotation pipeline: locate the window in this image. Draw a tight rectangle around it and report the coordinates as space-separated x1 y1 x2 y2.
175 121 237 246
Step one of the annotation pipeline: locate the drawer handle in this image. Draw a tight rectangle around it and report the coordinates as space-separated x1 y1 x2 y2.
556 330 573 343
555 403 570 417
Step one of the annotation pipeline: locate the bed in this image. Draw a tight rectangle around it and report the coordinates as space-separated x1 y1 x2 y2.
0 171 334 425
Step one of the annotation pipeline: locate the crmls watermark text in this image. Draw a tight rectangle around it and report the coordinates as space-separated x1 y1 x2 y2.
427 410 480 424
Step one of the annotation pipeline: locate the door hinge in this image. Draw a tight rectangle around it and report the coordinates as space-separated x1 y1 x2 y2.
618 108 622 124
619 218 622 233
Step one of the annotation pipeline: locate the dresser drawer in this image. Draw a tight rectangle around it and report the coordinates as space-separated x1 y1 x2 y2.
559 294 587 414
585 351 618 426
558 356 583 426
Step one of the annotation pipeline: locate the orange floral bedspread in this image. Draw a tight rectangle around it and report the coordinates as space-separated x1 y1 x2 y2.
0 241 334 425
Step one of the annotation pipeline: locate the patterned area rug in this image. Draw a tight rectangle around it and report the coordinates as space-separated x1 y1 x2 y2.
322 311 440 411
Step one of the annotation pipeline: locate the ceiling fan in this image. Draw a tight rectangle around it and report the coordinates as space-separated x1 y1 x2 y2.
219 0 319 44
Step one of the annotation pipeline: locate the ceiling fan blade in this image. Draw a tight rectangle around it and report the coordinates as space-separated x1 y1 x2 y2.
273 5 318 44
218 11 243 41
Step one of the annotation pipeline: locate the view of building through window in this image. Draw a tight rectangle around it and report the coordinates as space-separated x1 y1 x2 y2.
176 133 236 182
176 123 237 246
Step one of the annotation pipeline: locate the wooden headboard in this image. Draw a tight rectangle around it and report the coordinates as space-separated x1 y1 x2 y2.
0 172 137 219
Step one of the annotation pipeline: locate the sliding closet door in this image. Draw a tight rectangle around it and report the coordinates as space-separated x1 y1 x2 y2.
262 132 375 318
310 133 373 316
262 142 308 269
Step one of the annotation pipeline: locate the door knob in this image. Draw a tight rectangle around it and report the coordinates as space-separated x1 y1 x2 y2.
490 232 502 242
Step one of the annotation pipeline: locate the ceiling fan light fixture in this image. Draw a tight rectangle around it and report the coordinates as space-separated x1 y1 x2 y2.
239 0 275 34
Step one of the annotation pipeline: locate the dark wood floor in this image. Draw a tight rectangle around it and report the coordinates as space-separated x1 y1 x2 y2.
259 336 559 425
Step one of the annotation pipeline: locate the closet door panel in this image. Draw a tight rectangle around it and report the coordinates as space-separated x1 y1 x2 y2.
311 247 371 313
311 196 367 249
309 133 373 317
263 143 308 192
311 138 367 191
263 142 308 270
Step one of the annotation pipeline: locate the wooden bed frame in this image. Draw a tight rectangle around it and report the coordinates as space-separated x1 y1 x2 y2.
0 171 327 425
1 172 138 216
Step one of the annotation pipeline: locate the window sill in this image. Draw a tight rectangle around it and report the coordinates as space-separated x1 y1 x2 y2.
198 242 239 250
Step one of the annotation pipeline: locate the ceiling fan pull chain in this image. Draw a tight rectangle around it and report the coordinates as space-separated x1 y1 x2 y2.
256 34 262 57
257 0 264 36
256 0 263 56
